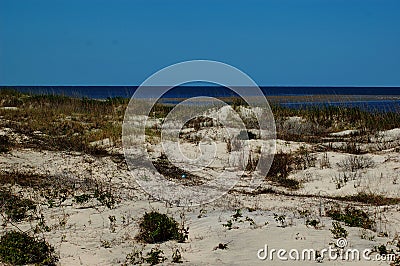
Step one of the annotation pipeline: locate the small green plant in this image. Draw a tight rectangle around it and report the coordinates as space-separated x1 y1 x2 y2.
145 248 167 265
0 189 36 222
360 229 375 241
245 216 256 226
330 221 348 239
136 211 188 243
100 240 112 248
109 215 117 233
375 244 388 255
222 219 233 230
326 205 374 229
73 193 91 204
0 231 57 265
306 219 320 228
0 135 12 153
232 209 243 222
214 243 229 250
94 183 116 209
125 246 144 265
274 213 287 227
172 248 183 263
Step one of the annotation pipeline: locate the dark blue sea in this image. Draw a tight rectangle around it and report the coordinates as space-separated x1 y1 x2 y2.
2 86 400 112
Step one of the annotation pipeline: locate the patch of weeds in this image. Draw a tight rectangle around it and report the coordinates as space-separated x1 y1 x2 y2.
172 249 183 263
245 216 256 226
222 209 255 230
100 240 112 248
153 155 203 186
330 221 348 239
266 152 300 189
373 244 390 256
73 193 92 204
306 219 320 228
337 155 375 172
197 208 207 218
273 213 287 227
294 146 316 170
94 182 117 209
340 192 400 206
0 231 58 265
0 135 12 153
136 211 188 244
145 248 167 265
213 243 229 250
125 246 144 265
0 188 36 222
232 209 243 222
360 229 375 241
326 205 374 229
34 214 51 233
222 219 233 230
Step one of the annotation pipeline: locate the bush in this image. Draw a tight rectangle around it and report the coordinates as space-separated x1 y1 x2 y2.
326 205 374 229
0 135 12 153
266 152 301 189
330 221 348 239
136 211 188 243
337 155 375 172
0 189 36 222
0 231 57 265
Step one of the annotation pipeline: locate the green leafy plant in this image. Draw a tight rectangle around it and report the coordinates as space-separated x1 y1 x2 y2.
330 221 348 239
326 205 374 229
274 213 287 227
0 189 36 222
0 231 57 265
145 248 167 265
172 248 183 263
222 219 233 230
0 135 12 153
306 219 320 228
136 211 188 243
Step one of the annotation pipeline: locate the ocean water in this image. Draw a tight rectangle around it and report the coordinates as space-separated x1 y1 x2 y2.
2 86 400 112
4 86 400 98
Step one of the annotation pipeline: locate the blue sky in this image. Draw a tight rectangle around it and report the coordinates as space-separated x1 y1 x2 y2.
0 0 399 86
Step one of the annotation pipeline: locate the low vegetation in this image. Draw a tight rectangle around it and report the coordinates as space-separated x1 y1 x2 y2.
326 205 374 230
136 211 188 244
0 230 57 265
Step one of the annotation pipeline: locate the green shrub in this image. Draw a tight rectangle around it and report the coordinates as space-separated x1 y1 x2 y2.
0 189 36 222
326 205 374 229
136 211 188 243
145 248 167 265
0 135 12 153
0 231 57 265
267 152 301 189
330 221 348 239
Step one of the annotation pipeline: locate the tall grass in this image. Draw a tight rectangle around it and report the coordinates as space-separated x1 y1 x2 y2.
0 89 128 155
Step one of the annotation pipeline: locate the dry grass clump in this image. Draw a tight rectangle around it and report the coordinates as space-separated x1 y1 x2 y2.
0 89 125 155
339 192 400 206
337 155 375 172
271 104 400 142
266 152 300 189
152 154 203 186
